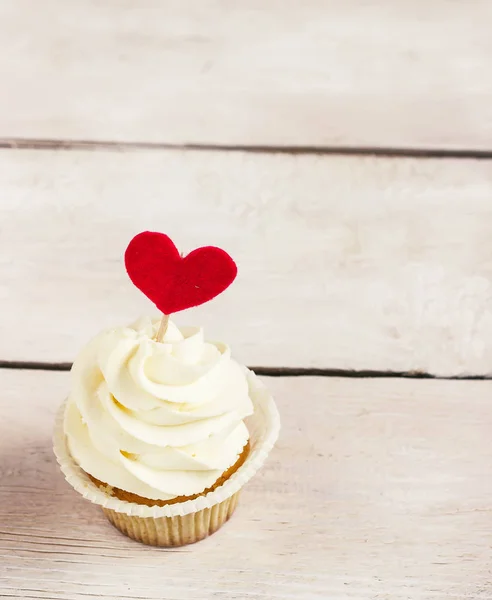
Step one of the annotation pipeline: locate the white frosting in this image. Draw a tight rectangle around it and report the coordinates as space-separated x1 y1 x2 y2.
64 317 253 500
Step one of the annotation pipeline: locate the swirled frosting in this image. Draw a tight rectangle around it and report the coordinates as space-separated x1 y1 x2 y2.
64 317 254 501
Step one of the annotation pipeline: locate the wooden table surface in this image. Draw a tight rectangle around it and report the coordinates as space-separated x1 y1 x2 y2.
3 370 492 599
1 2 492 599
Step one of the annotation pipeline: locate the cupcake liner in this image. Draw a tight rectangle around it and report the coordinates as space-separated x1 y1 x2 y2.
53 369 280 544
102 492 240 546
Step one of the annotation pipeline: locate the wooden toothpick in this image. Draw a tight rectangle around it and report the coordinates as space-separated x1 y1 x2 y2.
155 313 169 342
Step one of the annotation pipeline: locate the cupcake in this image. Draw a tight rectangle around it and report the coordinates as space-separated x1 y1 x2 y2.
53 232 280 546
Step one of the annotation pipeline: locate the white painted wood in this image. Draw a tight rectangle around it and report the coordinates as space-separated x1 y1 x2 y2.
1 0 492 150
2 149 492 375
1 369 492 598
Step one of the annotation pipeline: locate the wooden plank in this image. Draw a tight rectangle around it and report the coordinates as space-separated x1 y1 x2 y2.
2 149 492 375
1 369 492 598
1 0 492 150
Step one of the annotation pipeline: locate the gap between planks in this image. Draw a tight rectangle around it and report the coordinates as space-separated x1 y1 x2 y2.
1 137 492 160
0 360 490 380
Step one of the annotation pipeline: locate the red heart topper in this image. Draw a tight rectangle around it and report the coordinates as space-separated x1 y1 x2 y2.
124 232 237 314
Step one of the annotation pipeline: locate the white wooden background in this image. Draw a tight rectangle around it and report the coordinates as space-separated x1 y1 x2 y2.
2 151 492 375
1 1 492 599
1 0 492 149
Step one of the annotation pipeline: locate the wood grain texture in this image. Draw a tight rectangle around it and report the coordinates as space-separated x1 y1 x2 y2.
2 149 492 375
1 369 492 599
1 0 492 150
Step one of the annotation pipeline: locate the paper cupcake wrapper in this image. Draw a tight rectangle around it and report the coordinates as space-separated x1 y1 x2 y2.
101 492 240 546
53 369 280 521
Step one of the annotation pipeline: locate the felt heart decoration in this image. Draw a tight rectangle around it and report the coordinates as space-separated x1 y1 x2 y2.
125 231 237 314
